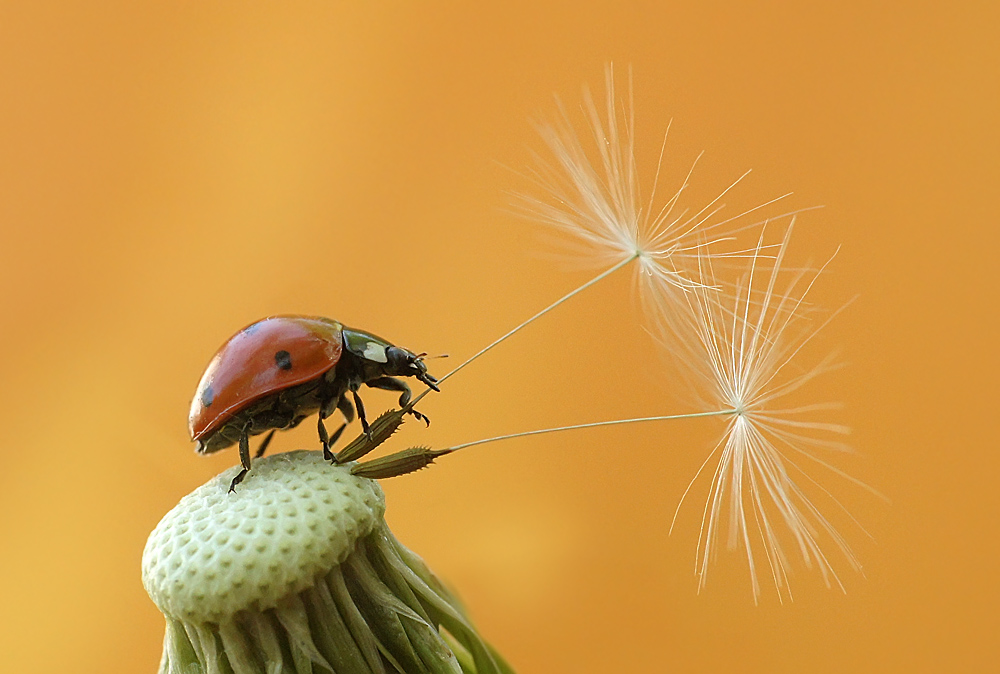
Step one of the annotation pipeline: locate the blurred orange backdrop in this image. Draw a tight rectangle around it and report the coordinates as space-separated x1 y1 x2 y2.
1 2 996 672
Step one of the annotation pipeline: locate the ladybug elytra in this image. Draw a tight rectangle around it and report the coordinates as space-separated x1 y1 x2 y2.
189 315 439 491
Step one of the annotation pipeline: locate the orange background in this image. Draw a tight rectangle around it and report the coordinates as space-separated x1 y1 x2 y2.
1 2 996 672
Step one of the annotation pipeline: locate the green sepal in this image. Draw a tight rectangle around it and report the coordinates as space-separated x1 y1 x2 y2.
351 447 453 480
337 408 406 463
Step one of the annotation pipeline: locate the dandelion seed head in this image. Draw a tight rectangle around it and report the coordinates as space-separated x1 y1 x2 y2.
520 65 797 344
668 222 869 602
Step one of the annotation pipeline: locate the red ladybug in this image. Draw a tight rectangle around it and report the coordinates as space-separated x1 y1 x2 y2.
189 315 439 491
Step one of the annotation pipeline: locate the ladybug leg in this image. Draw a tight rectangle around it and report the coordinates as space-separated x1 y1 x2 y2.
337 394 355 423
317 399 336 460
253 430 276 459
317 414 347 461
367 377 431 427
408 410 431 426
317 416 333 461
366 376 412 405
229 426 253 493
351 388 372 440
328 422 348 448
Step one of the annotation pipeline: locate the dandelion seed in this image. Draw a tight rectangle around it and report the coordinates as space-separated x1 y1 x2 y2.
520 64 796 341
412 67 796 399
669 221 871 602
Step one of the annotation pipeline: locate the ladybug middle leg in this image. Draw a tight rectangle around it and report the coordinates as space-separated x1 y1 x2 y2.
337 394 355 423
317 414 348 462
317 395 350 460
229 424 253 493
253 430 277 459
366 376 431 426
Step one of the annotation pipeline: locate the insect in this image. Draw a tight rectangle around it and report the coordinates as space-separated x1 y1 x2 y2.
188 315 439 491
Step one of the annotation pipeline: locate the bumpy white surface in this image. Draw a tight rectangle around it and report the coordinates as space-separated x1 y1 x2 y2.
142 450 384 623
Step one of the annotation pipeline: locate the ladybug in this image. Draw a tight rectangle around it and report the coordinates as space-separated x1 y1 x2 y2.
189 315 439 491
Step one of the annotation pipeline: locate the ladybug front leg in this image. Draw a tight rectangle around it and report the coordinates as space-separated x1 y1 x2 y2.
366 377 431 426
228 425 253 493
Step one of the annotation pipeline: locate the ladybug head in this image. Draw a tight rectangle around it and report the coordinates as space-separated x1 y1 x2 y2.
386 346 440 391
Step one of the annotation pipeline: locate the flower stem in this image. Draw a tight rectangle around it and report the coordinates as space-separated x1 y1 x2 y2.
411 254 639 408
443 409 736 453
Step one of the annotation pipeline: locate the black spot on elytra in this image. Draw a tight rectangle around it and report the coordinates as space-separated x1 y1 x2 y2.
275 350 293 371
201 385 214 407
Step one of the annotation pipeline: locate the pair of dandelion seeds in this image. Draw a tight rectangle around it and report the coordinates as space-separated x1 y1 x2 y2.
402 74 867 603
145 76 871 671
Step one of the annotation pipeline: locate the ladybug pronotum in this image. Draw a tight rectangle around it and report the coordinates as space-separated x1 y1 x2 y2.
188 315 439 491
